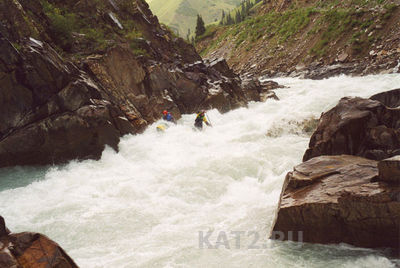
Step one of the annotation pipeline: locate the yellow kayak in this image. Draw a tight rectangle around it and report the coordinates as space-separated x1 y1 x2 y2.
156 123 168 132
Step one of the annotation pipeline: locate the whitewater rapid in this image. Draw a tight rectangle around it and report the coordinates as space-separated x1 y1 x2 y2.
1 74 400 267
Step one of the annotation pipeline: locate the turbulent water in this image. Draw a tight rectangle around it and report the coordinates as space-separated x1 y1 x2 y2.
1 74 400 267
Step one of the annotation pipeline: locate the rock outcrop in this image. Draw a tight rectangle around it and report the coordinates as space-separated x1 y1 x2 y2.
273 88 400 249
271 155 400 249
378 155 400 183
0 36 135 167
0 216 78 268
303 96 400 162
0 0 277 168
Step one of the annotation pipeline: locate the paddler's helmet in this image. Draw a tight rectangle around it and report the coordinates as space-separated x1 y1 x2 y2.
163 110 168 115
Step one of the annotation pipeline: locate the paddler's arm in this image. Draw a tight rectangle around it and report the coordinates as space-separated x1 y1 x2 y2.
203 117 212 126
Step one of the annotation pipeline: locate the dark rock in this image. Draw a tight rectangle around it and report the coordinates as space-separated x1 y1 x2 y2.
0 36 134 168
303 96 400 162
370 88 400 108
0 215 78 267
271 155 400 249
0 250 18 268
0 216 8 237
0 0 279 168
378 156 400 183
209 58 235 78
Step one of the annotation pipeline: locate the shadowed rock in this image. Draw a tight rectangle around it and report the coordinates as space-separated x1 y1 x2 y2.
0 37 135 167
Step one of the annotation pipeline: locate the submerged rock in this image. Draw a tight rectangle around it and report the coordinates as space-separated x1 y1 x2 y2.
271 155 400 249
0 216 78 268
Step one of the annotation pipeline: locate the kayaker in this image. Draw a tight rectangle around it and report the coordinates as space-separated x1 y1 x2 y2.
194 110 212 130
162 110 176 124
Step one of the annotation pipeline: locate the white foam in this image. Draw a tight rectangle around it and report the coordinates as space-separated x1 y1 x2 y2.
1 74 399 267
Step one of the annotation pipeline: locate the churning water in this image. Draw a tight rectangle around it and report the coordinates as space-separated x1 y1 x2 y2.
1 74 400 267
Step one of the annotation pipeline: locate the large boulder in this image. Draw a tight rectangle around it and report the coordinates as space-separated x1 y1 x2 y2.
0 216 78 268
271 155 400 249
303 96 400 162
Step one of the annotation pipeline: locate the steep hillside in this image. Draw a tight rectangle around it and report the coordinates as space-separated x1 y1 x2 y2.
0 0 272 167
146 0 242 37
196 0 400 78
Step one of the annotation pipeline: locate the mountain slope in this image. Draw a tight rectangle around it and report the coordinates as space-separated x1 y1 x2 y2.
196 0 400 78
146 0 242 36
0 0 269 167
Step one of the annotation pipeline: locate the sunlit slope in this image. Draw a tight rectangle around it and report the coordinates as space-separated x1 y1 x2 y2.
146 0 241 36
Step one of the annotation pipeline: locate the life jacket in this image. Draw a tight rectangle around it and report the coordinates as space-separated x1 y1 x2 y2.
195 113 206 128
163 113 173 122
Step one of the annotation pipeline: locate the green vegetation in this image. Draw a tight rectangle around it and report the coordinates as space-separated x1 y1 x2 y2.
41 0 76 50
199 6 315 52
198 0 398 58
146 0 242 37
195 14 206 38
219 0 261 25
39 0 150 56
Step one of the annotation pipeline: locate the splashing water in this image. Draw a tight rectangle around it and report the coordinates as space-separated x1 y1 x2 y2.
1 74 399 267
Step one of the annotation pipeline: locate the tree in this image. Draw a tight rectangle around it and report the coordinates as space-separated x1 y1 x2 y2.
226 13 234 25
195 14 206 37
186 28 191 41
219 10 225 25
235 10 242 24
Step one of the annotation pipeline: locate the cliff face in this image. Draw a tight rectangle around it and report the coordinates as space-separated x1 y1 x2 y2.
196 0 400 78
0 0 272 167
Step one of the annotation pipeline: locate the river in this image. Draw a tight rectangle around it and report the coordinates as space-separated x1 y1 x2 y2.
1 74 399 267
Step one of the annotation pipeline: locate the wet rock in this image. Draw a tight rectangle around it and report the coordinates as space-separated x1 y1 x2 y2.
370 88 400 108
8 233 78 268
378 156 400 183
303 63 364 80
271 155 400 249
260 91 279 102
303 96 400 162
0 216 8 237
0 216 78 267
208 58 235 78
0 37 134 168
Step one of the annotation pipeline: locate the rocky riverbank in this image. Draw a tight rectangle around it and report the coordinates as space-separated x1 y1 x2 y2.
196 0 400 80
271 88 400 250
0 0 280 168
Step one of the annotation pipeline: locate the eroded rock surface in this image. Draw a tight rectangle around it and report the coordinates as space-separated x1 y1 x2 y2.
303 96 400 162
271 155 400 249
